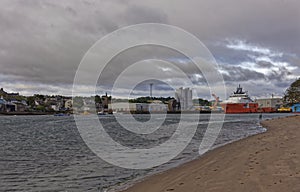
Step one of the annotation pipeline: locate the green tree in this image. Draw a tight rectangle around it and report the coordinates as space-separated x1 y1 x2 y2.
193 98 211 106
129 96 175 103
36 105 45 111
34 94 45 100
283 78 300 105
94 95 101 104
26 96 36 107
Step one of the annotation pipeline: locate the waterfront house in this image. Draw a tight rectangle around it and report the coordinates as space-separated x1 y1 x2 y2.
0 98 6 112
109 102 136 112
64 99 73 110
5 101 16 112
136 101 168 113
11 99 28 112
291 103 300 113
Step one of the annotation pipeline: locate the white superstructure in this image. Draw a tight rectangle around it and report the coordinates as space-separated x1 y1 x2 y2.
222 85 254 104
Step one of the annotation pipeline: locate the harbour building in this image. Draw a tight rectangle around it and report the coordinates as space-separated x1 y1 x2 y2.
175 87 193 111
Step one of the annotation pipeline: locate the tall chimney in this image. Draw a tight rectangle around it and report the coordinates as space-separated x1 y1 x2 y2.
150 83 153 98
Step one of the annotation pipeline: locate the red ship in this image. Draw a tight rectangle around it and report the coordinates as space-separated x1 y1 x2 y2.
221 85 258 114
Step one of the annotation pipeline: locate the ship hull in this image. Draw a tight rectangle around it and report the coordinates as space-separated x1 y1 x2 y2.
258 107 277 113
221 103 258 114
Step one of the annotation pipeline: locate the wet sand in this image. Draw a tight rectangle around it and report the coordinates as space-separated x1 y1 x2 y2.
121 115 300 192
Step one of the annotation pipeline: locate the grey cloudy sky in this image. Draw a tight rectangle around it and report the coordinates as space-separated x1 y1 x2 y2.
0 0 299 99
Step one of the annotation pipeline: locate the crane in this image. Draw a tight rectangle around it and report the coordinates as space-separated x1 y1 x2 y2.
211 93 220 110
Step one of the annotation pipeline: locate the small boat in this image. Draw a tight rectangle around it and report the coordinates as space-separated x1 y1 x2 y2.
54 113 70 116
97 111 106 115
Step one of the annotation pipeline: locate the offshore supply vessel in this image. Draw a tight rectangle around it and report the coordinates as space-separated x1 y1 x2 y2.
221 85 258 114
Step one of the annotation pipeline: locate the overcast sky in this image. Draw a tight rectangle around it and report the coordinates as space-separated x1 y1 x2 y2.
0 0 299 99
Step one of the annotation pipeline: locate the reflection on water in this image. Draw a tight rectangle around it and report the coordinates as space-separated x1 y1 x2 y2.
0 113 292 191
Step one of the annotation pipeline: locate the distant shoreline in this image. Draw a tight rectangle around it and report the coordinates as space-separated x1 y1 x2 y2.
0 112 58 116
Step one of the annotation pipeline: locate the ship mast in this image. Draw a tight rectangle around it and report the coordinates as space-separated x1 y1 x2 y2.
234 84 245 94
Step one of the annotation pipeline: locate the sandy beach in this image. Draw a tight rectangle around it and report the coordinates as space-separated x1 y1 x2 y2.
122 115 300 192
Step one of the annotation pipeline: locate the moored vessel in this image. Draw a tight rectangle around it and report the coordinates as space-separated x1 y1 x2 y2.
221 85 258 114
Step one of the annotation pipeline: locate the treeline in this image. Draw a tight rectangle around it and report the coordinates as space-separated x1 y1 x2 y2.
284 78 300 105
192 98 211 106
128 96 211 105
129 96 175 103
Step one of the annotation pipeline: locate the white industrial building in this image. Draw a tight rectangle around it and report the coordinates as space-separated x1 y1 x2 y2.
256 98 282 108
175 87 193 110
109 102 137 112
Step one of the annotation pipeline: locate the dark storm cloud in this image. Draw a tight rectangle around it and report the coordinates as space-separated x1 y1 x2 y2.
219 58 294 83
0 0 299 97
267 66 293 81
256 61 274 68
220 65 266 82
0 0 169 95
123 5 168 24
165 0 300 55
275 81 291 88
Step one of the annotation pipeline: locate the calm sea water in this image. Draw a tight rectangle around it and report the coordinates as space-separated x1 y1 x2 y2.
0 113 292 192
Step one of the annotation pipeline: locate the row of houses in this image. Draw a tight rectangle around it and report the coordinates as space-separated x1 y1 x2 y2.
0 96 73 113
33 96 73 111
0 88 29 112
0 97 28 112
0 88 74 113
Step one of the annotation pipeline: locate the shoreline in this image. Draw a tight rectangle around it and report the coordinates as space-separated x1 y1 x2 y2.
119 115 300 192
0 111 72 116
